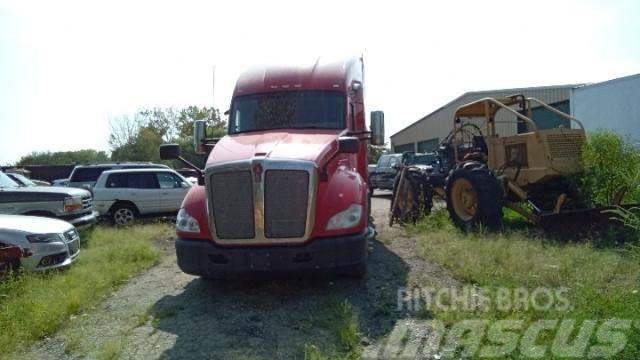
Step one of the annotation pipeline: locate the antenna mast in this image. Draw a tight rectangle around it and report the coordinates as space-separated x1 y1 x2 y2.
211 65 216 122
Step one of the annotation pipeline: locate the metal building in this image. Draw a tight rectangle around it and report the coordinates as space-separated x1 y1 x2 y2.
570 73 640 144
390 84 582 153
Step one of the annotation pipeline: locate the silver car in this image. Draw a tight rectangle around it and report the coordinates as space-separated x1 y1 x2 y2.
0 215 80 271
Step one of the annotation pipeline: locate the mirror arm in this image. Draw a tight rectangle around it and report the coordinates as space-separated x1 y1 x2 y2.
346 130 372 140
175 156 205 186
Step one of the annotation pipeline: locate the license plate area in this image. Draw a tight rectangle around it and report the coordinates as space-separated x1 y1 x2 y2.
248 252 271 271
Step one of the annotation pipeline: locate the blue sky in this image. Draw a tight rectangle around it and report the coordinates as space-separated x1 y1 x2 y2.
1 0 639 165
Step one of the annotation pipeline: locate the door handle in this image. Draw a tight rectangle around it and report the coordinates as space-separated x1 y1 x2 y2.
162 192 169 195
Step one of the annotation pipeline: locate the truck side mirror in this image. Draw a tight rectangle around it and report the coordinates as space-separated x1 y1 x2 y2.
160 144 181 160
370 111 385 145
338 136 360 154
194 120 207 155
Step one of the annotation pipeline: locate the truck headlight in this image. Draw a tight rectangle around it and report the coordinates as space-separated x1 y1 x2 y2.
326 204 363 230
26 233 62 243
176 208 200 233
63 196 83 213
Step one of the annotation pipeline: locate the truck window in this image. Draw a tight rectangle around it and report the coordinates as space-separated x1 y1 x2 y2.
106 172 159 189
71 167 111 182
157 172 186 189
378 156 391 168
106 173 128 188
0 172 19 188
229 90 345 134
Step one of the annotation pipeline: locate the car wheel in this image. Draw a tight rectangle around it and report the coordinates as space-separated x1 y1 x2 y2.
112 204 136 226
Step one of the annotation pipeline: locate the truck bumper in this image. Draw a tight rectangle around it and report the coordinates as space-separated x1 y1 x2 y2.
175 230 368 278
63 211 99 229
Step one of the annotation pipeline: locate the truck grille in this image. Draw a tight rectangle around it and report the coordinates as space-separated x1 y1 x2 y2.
545 133 585 159
264 170 309 238
82 196 92 210
210 171 255 239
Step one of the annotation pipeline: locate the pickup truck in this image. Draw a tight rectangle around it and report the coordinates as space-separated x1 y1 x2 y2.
369 153 402 191
0 171 98 228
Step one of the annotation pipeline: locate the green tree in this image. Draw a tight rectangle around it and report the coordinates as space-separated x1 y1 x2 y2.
367 144 388 164
17 149 109 165
108 106 226 168
581 131 640 205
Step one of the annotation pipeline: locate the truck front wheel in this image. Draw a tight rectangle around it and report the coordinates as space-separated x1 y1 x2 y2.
445 166 502 231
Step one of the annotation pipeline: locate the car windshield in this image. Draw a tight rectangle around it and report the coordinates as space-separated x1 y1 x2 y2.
229 90 345 134
0 172 20 188
8 173 36 186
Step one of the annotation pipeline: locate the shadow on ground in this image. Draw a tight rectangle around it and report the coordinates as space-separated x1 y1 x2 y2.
149 238 409 359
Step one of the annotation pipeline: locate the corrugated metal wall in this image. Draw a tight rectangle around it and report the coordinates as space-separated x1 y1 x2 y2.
570 74 640 143
391 86 574 152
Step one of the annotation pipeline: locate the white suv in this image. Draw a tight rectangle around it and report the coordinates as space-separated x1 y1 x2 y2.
92 168 191 225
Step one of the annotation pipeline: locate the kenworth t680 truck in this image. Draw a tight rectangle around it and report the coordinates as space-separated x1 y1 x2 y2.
160 57 385 278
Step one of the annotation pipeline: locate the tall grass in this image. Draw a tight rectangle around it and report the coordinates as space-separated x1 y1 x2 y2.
0 224 170 356
409 209 640 359
303 298 362 360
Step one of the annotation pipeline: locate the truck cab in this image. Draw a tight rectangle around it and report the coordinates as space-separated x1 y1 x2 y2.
161 57 384 279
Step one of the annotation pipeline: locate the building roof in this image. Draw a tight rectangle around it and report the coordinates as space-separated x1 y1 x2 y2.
391 83 584 139
572 72 640 92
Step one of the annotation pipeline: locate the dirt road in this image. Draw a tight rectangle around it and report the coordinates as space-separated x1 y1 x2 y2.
21 192 457 360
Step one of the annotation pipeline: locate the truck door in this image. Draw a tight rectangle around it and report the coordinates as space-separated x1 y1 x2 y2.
124 172 161 214
156 172 190 212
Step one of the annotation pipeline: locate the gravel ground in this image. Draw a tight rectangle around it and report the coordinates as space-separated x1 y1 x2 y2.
19 192 459 360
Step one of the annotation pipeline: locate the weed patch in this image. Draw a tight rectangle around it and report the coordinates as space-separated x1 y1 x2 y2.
409 209 640 359
303 298 362 360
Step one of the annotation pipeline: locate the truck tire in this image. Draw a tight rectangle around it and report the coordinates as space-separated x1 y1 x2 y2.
445 166 502 231
111 203 137 226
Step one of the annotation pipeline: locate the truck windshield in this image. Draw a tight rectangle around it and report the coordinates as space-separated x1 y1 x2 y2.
229 90 345 134
0 172 19 188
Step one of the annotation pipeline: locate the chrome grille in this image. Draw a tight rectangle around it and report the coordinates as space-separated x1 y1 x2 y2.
210 171 255 239
264 170 309 238
82 196 92 210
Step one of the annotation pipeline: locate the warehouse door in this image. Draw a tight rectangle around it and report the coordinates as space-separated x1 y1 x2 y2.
393 143 415 153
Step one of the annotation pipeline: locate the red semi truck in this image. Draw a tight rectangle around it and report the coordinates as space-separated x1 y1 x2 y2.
160 57 385 278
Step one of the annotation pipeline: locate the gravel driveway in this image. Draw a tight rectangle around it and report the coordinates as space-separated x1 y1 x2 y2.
20 192 458 360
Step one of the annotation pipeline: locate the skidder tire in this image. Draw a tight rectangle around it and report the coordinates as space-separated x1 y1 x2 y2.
445 166 502 231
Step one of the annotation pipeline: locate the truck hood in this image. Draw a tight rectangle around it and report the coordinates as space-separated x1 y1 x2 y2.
207 129 341 166
0 185 90 200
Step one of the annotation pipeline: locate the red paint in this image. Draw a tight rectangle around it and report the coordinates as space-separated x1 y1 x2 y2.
179 57 370 247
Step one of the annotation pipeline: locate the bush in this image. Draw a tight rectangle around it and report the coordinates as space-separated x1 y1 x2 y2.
580 131 640 205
